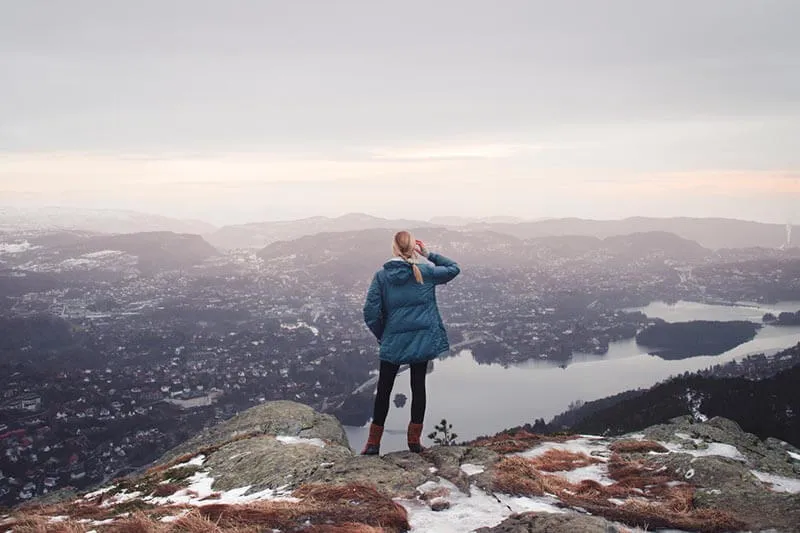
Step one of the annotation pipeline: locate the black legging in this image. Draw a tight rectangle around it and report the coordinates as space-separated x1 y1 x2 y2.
372 360 427 426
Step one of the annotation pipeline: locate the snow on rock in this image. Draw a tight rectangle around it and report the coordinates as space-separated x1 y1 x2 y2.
398 479 562 533
276 436 326 448
146 470 299 506
684 390 709 422
496 493 565 515
751 471 800 494
659 441 747 462
788 451 800 461
460 463 485 476
100 491 142 508
84 486 116 499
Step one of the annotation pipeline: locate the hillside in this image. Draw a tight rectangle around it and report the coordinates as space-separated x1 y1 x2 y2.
257 227 521 283
3 401 799 532
209 214 434 249
0 231 218 276
569 364 800 448
81 232 219 272
257 228 710 285
470 217 795 250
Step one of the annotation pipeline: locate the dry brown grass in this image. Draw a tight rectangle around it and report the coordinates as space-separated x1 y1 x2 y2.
470 430 576 454
195 483 408 533
491 454 744 533
607 453 673 489
151 483 185 498
492 456 577 497
528 448 603 472
610 439 669 454
303 525 387 533
7 515 89 533
7 482 405 533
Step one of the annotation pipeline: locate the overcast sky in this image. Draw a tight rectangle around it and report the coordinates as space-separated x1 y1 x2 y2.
1 0 798 224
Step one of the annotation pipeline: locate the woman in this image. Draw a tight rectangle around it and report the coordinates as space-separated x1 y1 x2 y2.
361 231 461 455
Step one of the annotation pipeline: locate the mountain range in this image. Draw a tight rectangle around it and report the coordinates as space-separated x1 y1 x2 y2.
256 227 712 284
4 208 795 251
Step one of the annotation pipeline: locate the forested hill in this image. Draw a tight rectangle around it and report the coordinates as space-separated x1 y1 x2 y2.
523 344 800 446
569 362 800 447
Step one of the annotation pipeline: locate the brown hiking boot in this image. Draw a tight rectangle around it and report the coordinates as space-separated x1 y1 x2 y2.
408 422 424 453
361 423 384 456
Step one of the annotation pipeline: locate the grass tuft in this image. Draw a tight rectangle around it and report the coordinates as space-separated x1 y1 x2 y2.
610 440 669 454
529 448 603 472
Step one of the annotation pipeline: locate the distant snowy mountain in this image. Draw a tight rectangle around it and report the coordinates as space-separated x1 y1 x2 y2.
0 206 216 235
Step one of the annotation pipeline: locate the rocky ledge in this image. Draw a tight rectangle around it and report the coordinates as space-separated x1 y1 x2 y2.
2 402 799 533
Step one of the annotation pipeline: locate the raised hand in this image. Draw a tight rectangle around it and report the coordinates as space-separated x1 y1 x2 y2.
415 239 430 258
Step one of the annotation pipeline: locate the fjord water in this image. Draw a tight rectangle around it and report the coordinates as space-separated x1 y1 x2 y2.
345 301 800 452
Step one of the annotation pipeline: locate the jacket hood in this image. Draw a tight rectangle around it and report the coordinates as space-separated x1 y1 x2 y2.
383 259 414 285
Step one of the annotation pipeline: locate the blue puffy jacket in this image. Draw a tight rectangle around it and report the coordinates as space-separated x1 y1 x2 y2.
363 252 461 365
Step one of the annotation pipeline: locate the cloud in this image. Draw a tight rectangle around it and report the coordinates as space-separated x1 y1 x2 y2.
581 171 800 196
367 142 541 161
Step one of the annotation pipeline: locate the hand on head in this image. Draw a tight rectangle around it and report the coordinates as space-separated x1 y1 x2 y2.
415 239 430 258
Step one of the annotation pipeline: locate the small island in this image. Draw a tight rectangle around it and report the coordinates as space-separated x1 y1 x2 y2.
763 311 800 326
636 320 761 359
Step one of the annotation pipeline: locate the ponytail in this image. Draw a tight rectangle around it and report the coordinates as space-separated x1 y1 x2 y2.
393 230 425 284
411 263 423 284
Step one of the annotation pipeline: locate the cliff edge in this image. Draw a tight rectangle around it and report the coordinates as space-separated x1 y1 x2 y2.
3 401 799 532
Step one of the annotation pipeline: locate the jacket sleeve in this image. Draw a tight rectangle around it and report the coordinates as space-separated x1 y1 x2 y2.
427 252 461 285
363 273 385 341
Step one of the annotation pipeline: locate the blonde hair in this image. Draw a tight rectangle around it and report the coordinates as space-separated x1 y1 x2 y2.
392 231 424 284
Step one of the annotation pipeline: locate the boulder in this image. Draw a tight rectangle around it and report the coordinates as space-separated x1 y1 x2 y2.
642 416 799 476
202 434 353 492
158 400 349 465
648 448 800 532
307 453 433 499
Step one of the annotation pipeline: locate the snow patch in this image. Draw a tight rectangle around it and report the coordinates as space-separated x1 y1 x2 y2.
552 463 615 486
788 451 800 461
100 491 142 507
84 486 116 499
518 437 611 461
751 471 800 494
0 241 38 254
659 441 746 462
147 470 299 506
399 479 562 533
84 250 125 258
280 321 319 336
169 454 206 469
685 390 708 422
460 463 485 476
275 436 326 448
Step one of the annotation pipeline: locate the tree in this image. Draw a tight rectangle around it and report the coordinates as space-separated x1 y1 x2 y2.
428 418 458 446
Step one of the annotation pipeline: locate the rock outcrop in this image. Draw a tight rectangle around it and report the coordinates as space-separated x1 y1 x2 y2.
4 402 800 533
